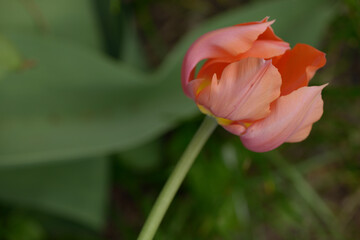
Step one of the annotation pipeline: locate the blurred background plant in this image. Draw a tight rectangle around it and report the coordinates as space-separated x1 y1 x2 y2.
0 0 359 239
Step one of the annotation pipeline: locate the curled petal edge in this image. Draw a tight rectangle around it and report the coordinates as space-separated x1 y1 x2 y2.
182 18 275 97
273 43 326 96
240 84 327 152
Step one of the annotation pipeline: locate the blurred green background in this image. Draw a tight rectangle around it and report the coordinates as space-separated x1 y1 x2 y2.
0 0 359 239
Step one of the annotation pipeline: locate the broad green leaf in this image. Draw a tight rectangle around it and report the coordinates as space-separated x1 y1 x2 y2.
0 0 99 49
120 15 147 69
0 33 195 166
93 0 148 67
118 140 161 172
0 35 22 78
0 0 336 165
0 157 108 229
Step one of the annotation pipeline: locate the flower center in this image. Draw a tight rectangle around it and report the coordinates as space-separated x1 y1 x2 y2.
196 79 211 95
197 104 252 128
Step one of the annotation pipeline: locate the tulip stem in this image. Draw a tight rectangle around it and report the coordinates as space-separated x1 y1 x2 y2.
137 116 217 240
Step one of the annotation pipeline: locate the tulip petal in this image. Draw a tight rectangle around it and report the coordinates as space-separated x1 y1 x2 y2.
240 85 326 152
223 123 246 135
196 58 281 121
257 25 283 41
186 78 207 99
273 43 326 96
241 40 290 59
182 19 274 97
197 40 289 81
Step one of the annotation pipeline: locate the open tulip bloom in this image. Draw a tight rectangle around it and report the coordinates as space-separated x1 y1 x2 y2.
138 18 326 240
182 17 326 152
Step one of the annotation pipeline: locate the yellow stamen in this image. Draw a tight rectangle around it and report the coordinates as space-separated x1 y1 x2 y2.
243 122 252 128
197 104 212 115
215 117 232 126
196 79 211 95
197 105 233 126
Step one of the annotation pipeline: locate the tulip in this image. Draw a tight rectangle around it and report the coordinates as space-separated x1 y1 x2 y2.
182 17 326 152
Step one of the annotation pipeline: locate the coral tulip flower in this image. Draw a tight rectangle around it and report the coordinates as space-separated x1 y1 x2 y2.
182 17 326 152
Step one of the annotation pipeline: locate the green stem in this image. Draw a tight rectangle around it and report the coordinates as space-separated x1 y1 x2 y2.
137 116 217 240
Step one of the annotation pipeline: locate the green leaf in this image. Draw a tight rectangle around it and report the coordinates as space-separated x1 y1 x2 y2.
0 158 108 229
0 33 196 166
118 140 162 172
120 15 147 69
268 151 343 239
0 35 22 78
0 0 99 49
0 0 336 166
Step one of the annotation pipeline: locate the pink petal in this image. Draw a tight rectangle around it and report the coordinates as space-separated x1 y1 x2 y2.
182 19 275 97
257 25 284 41
197 40 289 81
223 123 246 135
240 40 290 59
186 78 207 99
196 58 281 121
273 43 326 96
240 85 327 152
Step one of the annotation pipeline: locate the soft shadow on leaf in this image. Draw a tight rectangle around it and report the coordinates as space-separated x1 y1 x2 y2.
0 33 196 166
118 140 162 172
0 158 108 229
